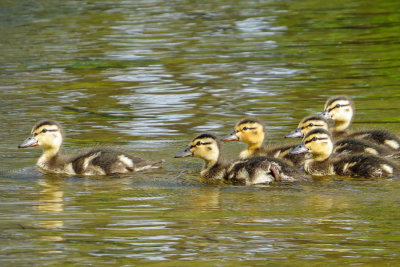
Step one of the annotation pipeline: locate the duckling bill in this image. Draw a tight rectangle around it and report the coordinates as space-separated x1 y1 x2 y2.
19 120 162 176
175 133 310 185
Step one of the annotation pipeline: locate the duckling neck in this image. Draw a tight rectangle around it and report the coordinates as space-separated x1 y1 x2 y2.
201 157 227 180
244 141 264 156
333 120 351 132
204 158 218 170
38 147 61 169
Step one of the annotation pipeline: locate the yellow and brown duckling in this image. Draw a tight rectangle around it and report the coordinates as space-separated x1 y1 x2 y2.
222 117 304 166
321 96 400 151
285 115 330 139
286 114 398 158
175 133 309 185
289 128 400 178
18 120 162 175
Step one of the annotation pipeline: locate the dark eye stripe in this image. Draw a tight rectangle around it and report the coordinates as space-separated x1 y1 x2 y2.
327 103 350 112
242 127 256 131
305 137 328 144
35 129 58 135
305 123 324 128
191 141 212 148
41 129 58 133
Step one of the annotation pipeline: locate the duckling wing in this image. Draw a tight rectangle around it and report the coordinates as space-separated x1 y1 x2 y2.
71 149 162 175
334 138 391 156
334 154 399 178
265 157 310 182
347 130 400 151
227 156 309 185
227 157 275 185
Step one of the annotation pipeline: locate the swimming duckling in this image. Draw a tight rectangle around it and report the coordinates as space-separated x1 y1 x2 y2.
18 120 162 175
289 128 400 178
286 115 397 158
222 117 304 166
321 96 400 150
285 115 330 139
174 133 309 185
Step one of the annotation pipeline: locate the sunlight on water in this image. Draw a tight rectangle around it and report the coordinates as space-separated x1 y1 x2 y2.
1 0 400 265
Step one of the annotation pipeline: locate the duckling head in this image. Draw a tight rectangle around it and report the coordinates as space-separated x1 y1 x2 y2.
18 120 63 154
175 133 221 166
321 96 354 131
285 115 329 138
289 128 333 161
222 117 265 149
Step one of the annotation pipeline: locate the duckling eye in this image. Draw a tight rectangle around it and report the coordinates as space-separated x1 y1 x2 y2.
41 129 48 133
311 136 318 142
308 123 314 127
196 141 201 146
335 104 341 109
242 127 249 131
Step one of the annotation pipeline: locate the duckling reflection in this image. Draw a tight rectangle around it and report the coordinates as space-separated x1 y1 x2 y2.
35 178 64 231
189 187 221 213
321 96 400 150
18 120 162 176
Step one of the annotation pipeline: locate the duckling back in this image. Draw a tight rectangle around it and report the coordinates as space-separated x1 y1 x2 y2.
71 148 162 175
227 156 310 185
347 129 400 151
333 154 400 178
334 138 394 157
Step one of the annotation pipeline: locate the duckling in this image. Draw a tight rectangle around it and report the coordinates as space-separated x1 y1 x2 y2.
174 133 309 185
18 120 162 175
289 128 400 178
321 96 400 151
285 115 330 139
286 115 397 158
222 117 304 166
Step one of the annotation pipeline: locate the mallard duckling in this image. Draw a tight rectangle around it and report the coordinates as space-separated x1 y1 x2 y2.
321 96 400 150
289 128 400 178
174 133 309 185
222 117 304 166
18 120 162 175
286 115 397 158
285 115 330 139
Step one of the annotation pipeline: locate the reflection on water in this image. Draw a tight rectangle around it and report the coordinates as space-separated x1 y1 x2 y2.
1 0 400 265
36 179 64 214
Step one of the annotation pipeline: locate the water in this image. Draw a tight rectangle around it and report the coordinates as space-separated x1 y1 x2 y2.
1 0 400 265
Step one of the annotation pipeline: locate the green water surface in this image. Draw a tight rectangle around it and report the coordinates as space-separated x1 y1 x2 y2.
1 0 400 265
